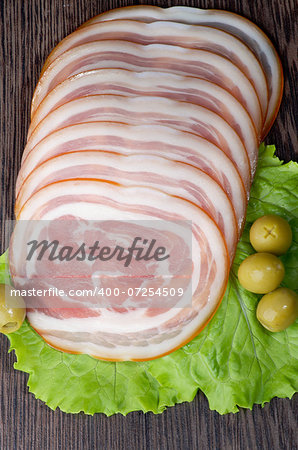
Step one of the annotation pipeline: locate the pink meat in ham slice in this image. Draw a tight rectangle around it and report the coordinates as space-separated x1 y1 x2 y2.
10 180 229 360
30 41 263 133
40 19 268 118
80 5 283 138
28 69 259 157
16 122 247 229
16 151 238 260
23 95 252 181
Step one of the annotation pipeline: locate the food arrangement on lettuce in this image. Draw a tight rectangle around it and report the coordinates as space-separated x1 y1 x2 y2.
0 6 297 415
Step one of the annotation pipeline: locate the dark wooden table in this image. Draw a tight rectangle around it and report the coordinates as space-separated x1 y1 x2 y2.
0 1 297 449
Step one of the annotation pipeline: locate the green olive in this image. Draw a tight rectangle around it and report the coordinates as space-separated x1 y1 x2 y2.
257 287 298 332
0 284 26 334
250 215 292 255
238 253 285 294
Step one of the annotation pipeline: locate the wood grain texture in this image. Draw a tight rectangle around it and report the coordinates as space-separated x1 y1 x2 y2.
0 1 297 449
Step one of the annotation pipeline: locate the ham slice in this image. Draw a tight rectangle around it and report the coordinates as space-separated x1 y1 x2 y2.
16 122 247 228
10 7 283 361
28 69 259 156
30 41 263 133
24 95 252 181
80 5 283 137
40 19 268 119
15 151 238 259
10 180 229 360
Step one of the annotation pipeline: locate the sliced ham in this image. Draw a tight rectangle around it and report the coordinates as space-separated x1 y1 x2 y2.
80 5 283 137
15 151 238 259
16 122 247 229
30 41 263 132
11 180 229 360
40 19 268 118
10 7 283 361
28 69 259 156
24 95 252 181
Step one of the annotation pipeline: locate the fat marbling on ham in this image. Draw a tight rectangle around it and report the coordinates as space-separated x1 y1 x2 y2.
23 95 252 183
10 6 283 360
10 181 229 360
80 5 283 137
40 19 268 118
30 40 263 132
27 69 258 154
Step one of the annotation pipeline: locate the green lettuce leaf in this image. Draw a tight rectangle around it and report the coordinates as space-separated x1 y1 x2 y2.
3 144 298 415
0 251 11 285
